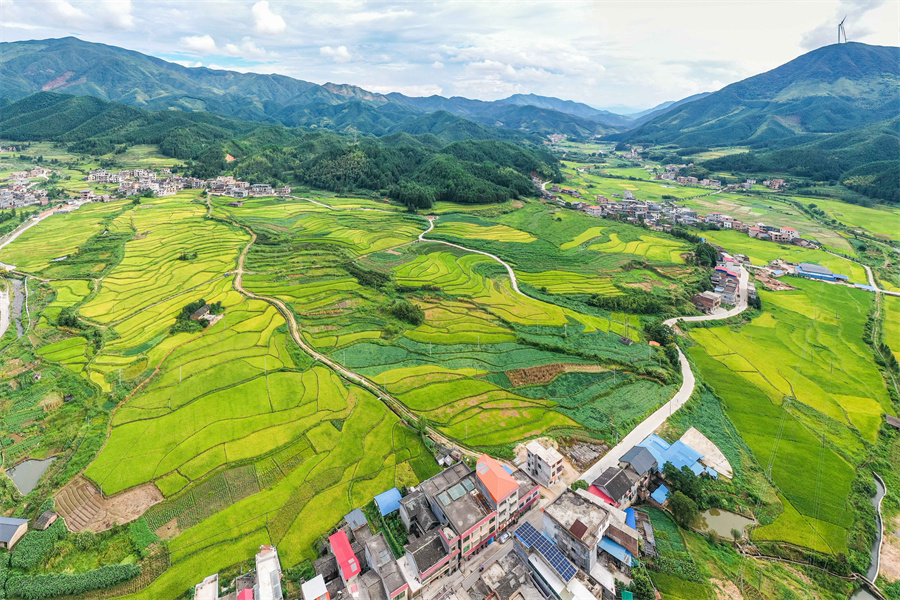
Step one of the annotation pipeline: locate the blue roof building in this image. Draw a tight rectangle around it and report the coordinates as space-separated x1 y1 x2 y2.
374 488 402 516
634 434 717 479
651 484 670 505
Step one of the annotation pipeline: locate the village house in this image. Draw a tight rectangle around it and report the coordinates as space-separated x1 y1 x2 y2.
525 440 564 487
0 517 29 550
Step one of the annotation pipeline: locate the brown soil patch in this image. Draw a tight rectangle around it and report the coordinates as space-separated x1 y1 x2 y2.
39 392 62 412
624 282 654 291
155 518 181 540
881 515 900 582
384 249 402 255
511 200 524 208
41 70 76 91
56 476 163 532
755 273 795 292
711 578 743 600
506 363 607 387
225 153 236 162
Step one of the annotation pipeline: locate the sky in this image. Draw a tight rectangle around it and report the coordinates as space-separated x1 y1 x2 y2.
1 0 898 112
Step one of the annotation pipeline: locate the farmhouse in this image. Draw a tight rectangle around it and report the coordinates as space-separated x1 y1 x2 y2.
525 440 564 487
364 533 409 600
0 517 29 549
190 305 211 321
329 530 361 589
590 467 639 508
301 575 330 600
194 574 219 600
691 291 721 313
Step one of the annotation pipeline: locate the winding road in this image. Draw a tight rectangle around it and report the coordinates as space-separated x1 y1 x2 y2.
226 199 753 475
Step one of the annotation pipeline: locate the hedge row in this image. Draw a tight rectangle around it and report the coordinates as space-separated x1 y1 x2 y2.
6 564 141 600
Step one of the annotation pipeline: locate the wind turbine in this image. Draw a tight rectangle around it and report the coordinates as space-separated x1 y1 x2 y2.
838 16 848 44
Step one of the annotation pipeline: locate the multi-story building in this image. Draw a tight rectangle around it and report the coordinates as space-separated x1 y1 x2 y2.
525 440 564 487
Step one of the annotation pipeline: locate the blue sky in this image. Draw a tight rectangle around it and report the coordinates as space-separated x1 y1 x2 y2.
2 0 898 112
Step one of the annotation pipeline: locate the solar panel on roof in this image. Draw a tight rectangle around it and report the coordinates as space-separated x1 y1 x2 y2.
514 522 577 582
439 492 451 506
462 478 474 491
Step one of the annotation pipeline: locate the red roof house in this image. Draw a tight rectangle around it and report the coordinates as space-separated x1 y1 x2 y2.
238 589 254 600
329 530 361 584
475 454 519 503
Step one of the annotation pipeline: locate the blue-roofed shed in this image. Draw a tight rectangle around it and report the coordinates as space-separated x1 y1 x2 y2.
624 508 636 530
374 488 402 516
599 536 633 567
651 484 669 505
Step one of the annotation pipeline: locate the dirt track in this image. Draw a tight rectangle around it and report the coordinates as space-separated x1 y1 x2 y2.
56 476 162 532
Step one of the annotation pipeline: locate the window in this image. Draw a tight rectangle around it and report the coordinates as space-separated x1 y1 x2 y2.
489 526 496 534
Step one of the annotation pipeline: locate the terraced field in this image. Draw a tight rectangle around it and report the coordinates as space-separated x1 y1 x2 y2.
589 233 686 263
885 295 900 362
431 221 537 243
688 280 890 554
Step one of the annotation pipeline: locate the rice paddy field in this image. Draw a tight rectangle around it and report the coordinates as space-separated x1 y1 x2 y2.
687 280 891 554
559 161 703 203
225 199 677 452
884 295 900 363
789 196 900 241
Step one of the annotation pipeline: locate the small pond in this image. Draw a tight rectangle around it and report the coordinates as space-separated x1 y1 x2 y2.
6 457 56 495
697 508 755 539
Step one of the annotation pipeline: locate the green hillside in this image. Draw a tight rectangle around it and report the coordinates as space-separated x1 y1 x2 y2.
702 117 900 203
616 42 900 147
0 37 623 139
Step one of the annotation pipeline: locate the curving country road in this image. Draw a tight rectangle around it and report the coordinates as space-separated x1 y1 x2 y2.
226 200 752 471
579 265 749 483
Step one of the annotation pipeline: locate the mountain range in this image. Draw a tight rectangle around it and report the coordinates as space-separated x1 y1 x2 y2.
615 42 900 148
1 37 898 154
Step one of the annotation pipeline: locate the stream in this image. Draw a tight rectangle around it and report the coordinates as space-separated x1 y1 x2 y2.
0 278 24 340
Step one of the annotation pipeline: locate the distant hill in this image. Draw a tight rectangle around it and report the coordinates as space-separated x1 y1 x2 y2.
496 93 632 126
0 37 625 139
0 92 561 209
616 43 900 147
702 117 900 203
627 93 711 126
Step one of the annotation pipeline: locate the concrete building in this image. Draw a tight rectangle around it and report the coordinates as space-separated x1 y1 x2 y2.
195 574 219 600
329 530 361 591
525 440 564 487
301 575 330 600
254 545 283 600
365 533 409 600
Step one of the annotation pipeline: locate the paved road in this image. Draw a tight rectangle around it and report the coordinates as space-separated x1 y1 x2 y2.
419 217 523 294
579 265 749 484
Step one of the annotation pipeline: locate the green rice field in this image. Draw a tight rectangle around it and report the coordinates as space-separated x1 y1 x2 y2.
688 280 891 553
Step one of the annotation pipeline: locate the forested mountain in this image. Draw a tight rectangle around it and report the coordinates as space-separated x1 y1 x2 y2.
496 94 633 126
0 37 626 139
615 43 900 147
626 92 711 127
0 92 559 209
702 117 900 203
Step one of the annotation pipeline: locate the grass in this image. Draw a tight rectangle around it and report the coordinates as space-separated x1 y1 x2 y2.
883 295 900 363
792 196 900 240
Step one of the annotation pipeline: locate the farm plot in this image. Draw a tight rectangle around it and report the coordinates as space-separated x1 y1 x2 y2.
0 203 123 272
688 280 890 552
791 196 900 241
431 220 537 243
79 194 245 326
118 391 436 600
40 279 93 324
589 233 686 263
884 295 900 363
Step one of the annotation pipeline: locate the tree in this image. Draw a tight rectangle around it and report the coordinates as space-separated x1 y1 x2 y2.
694 242 719 267
731 528 743 541
669 490 699 529
571 480 589 491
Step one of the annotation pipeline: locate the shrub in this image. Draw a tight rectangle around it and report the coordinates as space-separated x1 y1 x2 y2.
669 491 699 529
11 519 67 570
6 564 141 600
129 518 158 557
389 300 424 326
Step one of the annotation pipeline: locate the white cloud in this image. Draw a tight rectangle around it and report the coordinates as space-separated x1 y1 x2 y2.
101 0 134 29
320 45 352 63
224 37 269 59
252 1 286 35
431 61 444 69
180 34 218 54
172 60 203 68
801 0 888 50
49 0 85 20
365 83 443 97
